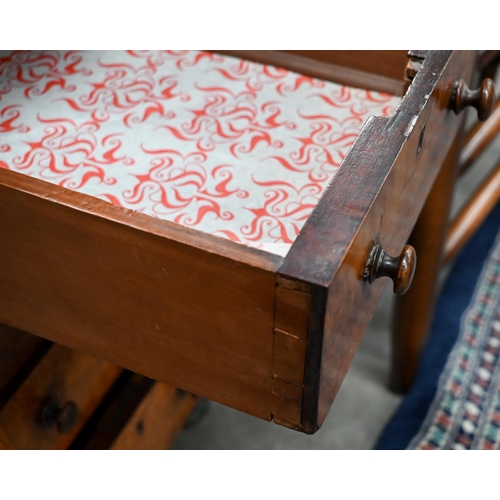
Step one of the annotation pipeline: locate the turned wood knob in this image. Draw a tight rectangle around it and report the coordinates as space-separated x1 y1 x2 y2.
40 399 79 434
365 243 417 295
450 78 496 121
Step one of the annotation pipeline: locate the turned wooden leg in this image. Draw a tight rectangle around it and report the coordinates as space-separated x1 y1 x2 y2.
390 132 462 394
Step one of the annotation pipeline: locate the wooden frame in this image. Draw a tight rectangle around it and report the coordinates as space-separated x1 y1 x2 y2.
0 50 477 433
216 50 408 95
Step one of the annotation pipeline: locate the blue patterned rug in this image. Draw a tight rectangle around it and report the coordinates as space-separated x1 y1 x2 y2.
376 202 500 450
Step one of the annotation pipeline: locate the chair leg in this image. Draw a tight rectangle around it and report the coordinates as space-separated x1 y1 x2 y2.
389 133 462 394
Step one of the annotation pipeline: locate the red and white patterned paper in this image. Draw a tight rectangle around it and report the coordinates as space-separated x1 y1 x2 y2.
0 50 400 256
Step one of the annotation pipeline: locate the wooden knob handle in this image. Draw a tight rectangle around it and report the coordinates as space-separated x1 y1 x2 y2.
40 399 79 434
365 243 417 295
450 78 496 121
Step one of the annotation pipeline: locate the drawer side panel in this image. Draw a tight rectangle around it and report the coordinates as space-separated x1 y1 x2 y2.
0 182 280 421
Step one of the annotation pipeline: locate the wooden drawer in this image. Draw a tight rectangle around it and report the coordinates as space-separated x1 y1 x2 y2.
0 50 478 434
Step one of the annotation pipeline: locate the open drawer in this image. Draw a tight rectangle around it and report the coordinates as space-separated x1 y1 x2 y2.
0 50 477 433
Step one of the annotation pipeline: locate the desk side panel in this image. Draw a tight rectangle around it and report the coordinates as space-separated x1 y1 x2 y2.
0 179 284 422
280 51 478 431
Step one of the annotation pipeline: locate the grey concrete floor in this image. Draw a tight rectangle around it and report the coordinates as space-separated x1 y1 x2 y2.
172 97 500 450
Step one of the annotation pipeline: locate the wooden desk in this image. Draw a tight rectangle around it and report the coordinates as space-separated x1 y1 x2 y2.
0 50 478 442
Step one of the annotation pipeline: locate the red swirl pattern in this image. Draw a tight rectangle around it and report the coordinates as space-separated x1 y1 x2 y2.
0 50 400 255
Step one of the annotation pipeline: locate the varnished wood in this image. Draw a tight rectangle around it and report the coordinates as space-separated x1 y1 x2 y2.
280 51 476 430
458 99 500 175
390 130 464 393
0 168 286 425
444 161 500 265
282 50 408 80
0 50 480 434
0 344 122 449
40 399 80 434
478 51 500 71
478 51 500 81
215 50 405 95
404 51 428 94
0 323 50 409
270 286 311 429
365 243 417 295
110 384 197 450
391 56 498 393
272 330 306 386
0 168 281 273
450 78 496 121
73 372 197 449
274 287 310 340
72 372 155 449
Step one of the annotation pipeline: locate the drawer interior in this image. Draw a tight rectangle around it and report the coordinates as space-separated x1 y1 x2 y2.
0 50 476 433
0 50 402 257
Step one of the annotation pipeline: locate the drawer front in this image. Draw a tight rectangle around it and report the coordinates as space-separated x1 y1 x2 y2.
0 344 122 449
279 50 478 431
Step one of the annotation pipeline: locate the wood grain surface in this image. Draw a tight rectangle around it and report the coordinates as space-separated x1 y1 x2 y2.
0 344 122 449
0 168 286 423
445 160 500 265
459 99 500 175
279 51 477 431
110 383 197 450
0 50 479 433
0 323 49 409
215 50 406 95
283 50 408 80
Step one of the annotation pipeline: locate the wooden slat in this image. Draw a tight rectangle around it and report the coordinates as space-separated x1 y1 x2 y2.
73 372 154 449
0 323 49 409
0 344 122 449
110 384 197 450
75 373 197 450
391 131 463 393
458 99 500 175
445 161 500 265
